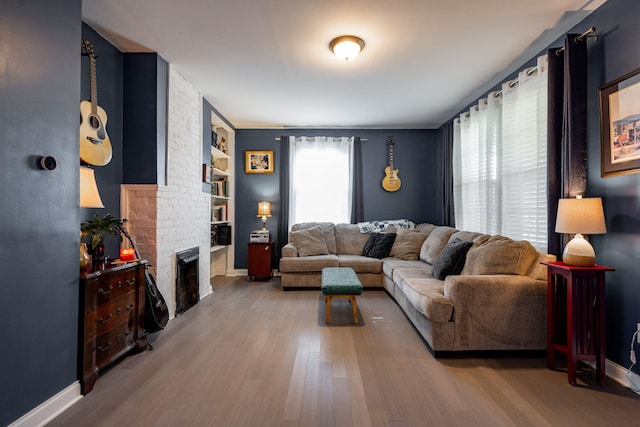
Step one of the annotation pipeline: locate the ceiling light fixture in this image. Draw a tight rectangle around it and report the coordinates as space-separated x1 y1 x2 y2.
329 35 365 62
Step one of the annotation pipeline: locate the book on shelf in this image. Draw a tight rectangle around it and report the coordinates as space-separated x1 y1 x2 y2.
211 179 228 197
212 205 227 222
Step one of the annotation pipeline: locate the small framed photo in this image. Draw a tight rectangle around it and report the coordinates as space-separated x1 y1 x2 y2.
245 150 274 174
202 164 213 183
600 67 640 177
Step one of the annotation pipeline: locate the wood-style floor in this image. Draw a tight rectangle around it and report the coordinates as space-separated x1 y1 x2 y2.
49 276 640 427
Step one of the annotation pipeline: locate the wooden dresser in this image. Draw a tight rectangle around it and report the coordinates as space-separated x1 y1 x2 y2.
79 260 148 394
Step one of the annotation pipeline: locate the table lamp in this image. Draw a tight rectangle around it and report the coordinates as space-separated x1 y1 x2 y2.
80 166 104 208
555 196 606 266
257 201 271 231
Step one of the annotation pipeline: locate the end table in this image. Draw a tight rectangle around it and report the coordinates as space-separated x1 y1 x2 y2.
542 261 614 386
248 241 274 280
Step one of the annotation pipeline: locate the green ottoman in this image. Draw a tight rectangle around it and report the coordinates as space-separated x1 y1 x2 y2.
321 267 363 324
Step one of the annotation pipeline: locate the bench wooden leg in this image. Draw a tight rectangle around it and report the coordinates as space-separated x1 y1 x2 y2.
350 296 359 324
325 295 332 324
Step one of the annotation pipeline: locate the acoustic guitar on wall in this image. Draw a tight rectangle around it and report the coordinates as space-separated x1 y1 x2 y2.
80 38 112 166
382 136 401 192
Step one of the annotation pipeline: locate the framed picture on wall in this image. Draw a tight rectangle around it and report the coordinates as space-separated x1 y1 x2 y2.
600 67 640 177
245 150 274 174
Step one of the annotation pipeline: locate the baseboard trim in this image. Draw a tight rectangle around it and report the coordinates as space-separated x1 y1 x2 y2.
9 382 82 427
605 358 640 394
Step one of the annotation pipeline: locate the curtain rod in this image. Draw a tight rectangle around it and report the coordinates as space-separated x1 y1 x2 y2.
556 27 596 55
274 137 368 141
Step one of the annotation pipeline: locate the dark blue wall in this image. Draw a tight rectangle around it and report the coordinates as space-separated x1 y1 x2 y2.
441 0 640 375
0 1 82 425
234 129 440 269
81 24 125 260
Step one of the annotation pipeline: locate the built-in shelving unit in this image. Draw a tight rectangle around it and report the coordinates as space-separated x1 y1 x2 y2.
204 107 234 278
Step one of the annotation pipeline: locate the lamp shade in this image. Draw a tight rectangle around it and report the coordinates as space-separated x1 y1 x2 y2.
555 197 606 235
80 166 105 208
257 201 272 217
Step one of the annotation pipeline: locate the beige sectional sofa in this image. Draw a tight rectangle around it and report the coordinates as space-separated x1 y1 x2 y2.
279 221 555 354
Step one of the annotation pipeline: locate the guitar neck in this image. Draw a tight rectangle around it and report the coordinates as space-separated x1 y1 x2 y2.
90 57 98 115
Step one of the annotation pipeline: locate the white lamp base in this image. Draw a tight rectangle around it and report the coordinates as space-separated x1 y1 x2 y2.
562 234 596 266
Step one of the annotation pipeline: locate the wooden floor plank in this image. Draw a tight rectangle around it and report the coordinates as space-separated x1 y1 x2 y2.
47 276 640 427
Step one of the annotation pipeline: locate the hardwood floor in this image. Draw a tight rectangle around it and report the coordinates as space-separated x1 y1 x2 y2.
49 276 640 426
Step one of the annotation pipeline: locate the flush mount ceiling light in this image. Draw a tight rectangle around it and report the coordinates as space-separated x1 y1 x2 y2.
329 35 365 61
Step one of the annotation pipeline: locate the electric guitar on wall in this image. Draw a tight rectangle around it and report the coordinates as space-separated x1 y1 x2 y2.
80 38 112 166
382 136 401 192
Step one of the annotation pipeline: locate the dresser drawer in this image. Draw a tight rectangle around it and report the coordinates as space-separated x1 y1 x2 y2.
90 292 137 336
85 270 140 307
94 322 136 368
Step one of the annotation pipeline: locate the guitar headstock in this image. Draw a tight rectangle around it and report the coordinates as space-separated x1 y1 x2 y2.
386 136 394 146
81 38 95 59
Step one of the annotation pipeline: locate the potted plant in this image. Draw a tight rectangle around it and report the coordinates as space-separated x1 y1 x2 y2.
81 213 127 262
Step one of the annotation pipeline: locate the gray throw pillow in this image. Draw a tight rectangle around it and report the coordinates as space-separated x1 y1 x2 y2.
432 238 473 280
362 233 396 259
290 226 329 257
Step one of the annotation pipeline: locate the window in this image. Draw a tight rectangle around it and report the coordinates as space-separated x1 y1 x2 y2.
453 55 548 251
289 136 353 225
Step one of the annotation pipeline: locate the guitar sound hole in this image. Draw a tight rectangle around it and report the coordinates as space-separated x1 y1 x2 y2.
89 114 100 130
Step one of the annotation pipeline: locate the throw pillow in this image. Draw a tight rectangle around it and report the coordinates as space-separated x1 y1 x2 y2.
290 226 329 257
361 233 396 259
389 229 429 260
431 238 473 280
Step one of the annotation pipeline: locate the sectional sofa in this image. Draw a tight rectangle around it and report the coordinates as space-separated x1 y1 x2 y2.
279 221 555 354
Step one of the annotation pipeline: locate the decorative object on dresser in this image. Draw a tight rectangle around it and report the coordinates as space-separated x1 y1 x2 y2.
555 196 607 266
257 201 272 230
382 136 401 192
245 150 274 174
248 240 274 281
80 38 112 166
79 260 148 394
81 213 127 266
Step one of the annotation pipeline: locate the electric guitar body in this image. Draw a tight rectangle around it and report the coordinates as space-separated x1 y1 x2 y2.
382 136 401 192
80 38 112 166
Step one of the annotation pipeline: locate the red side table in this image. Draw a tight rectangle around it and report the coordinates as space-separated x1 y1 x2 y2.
542 261 614 386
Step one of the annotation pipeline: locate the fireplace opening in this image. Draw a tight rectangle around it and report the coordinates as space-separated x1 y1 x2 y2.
175 247 200 316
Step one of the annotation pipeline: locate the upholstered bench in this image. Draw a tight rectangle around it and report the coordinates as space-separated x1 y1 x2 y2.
321 267 363 324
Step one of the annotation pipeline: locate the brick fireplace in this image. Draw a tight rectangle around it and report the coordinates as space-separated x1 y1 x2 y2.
120 67 211 318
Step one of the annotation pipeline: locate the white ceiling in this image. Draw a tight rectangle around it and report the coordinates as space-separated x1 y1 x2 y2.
82 0 607 129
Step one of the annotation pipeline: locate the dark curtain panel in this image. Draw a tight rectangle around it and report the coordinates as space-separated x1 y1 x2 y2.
277 136 290 260
441 122 455 226
350 136 364 223
546 34 588 257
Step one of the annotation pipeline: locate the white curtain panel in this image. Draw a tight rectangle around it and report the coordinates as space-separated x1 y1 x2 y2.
453 54 548 252
289 136 354 226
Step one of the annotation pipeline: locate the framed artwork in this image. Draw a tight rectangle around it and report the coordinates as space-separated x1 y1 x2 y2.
245 150 274 174
600 67 640 177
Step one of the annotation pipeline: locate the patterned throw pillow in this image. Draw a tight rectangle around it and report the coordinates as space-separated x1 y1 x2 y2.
357 219 415 233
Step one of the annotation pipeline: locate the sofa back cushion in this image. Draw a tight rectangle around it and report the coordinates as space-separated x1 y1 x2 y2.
335 223 371 255
291 222 337 254
462 235 539 276
290 226 330 257
419 226 457 264
390 229 429 260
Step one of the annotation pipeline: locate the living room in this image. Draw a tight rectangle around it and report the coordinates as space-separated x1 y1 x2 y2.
2 0 640 425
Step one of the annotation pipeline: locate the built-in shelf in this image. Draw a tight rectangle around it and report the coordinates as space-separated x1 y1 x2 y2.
211 167 229 177
211 220 230 225
211 146 230 159
210 245 227 253
211 195 229 202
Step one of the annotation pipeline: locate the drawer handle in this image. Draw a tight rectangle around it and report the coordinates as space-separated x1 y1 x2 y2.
264 246 269 251
98 285 113 295
126 279 136 286
98 314 112 324
125 304 135 311
117 281 123 288
97 342 111 352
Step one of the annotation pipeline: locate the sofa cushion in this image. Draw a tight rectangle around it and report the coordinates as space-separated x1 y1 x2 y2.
415 223 437 235
290 226 329 257
402 278 454 324
432 238 473 280
419 226 457 264
361 233 396 259
462 235 539 276
390 229 429 260
382 259 426 278
291 222 337 254
279 254 339 273
393 265 433 293
449 230 490 244
338 255 383 274
335 223 371 255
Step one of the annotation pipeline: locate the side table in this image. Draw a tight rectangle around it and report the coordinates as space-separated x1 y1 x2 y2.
542 261 614 386
248 241 274 280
